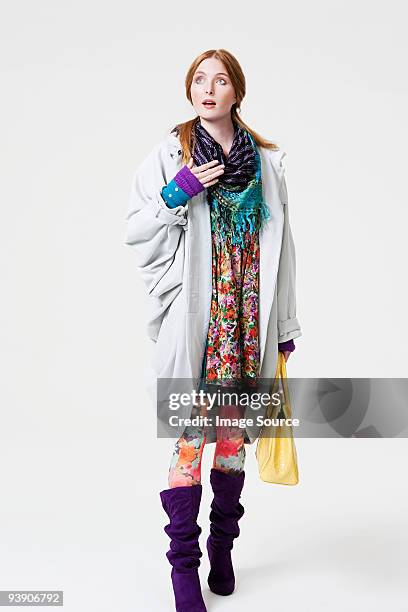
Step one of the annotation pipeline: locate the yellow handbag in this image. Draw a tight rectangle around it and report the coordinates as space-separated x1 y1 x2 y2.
255 351 299 485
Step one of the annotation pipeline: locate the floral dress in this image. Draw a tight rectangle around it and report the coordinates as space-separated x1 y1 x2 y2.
200 200 261 387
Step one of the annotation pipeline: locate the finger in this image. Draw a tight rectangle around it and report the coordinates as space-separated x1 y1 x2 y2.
191 159 222 174
202 178 219 187
201 171 224 187
196 166 225 181
200 172 224 188
187 157 194 169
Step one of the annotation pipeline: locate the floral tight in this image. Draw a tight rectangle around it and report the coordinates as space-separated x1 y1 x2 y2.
168 404 246 488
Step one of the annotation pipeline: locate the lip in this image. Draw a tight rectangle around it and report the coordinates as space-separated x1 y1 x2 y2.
202 99 216 106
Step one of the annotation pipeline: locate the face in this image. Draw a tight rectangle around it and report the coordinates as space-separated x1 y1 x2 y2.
190 57 237 121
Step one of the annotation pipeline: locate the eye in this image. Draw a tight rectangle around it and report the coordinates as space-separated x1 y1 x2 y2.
194 77 228 85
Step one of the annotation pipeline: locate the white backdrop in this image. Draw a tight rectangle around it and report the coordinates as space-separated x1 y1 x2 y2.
1 1 407 610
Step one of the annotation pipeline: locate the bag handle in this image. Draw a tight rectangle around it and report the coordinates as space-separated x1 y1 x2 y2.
265 352 293 421
264 352 284 421
279 352 294 420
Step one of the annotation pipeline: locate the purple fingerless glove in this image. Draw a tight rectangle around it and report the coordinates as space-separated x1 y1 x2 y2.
174 165 205 198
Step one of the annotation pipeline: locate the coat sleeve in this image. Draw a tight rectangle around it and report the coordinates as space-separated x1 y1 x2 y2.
124 141 189 342
276 161 302 344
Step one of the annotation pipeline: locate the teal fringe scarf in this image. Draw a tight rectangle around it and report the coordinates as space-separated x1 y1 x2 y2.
207 133 271 248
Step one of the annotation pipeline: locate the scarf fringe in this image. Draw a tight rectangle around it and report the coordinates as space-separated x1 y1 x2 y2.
210 197 271 248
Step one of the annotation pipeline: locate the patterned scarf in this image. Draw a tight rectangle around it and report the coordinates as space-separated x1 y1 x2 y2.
191 117 271 248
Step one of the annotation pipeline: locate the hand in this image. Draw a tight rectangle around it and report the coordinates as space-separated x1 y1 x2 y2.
281 350 291 362
187 157 224 188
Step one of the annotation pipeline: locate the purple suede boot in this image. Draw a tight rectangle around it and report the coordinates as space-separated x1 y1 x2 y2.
160 484 207 612
206 468 246 596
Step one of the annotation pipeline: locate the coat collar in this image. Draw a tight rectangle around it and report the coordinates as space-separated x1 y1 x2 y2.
164 132 183 159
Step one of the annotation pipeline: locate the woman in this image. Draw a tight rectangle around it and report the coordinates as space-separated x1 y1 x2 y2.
125 48 302 611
